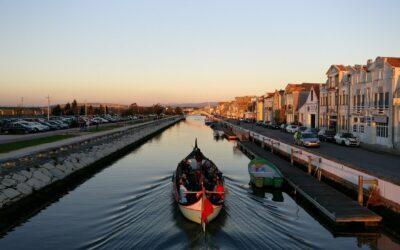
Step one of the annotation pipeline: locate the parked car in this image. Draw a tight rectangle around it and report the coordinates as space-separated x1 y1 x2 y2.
286 125 299 133
318 129 336 142
7 122 35 134
298 126 308 133
261 121 269 128
294 132 321 147
40 121 58 130
268 122 280 129
280 123 287 132
334 132 360 147
305 127 319 134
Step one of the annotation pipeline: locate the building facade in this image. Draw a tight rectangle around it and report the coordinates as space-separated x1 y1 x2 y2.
299 85 320 128
320 65 351 131
263 93 274 123
349 57 400 149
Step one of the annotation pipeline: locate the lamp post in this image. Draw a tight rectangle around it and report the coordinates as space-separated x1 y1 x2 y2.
46 95 50 121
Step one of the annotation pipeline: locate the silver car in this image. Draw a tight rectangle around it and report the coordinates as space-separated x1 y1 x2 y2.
295 132 321 147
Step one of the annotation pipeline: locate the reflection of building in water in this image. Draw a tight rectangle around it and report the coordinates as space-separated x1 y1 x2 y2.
232 144 244 156
357 234 400 249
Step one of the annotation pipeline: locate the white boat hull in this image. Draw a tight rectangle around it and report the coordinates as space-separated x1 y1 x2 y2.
178 198 222 224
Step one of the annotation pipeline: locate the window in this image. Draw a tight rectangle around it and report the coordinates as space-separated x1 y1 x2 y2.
374 93 378 108
379 92 384 108
360 125 365 133
376 122 388 138
353 124 357 132
354 117 358 123
311 90 313 101
385 92 389 108
361 95 365 107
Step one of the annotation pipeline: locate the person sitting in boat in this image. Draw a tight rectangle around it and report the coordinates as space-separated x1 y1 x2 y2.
179 179 188 204
215 180 225 203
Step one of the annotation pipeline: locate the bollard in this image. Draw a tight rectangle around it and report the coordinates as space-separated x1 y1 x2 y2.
290 148 294 165
358 175 364 206
307 156 312 174
317 169 322 181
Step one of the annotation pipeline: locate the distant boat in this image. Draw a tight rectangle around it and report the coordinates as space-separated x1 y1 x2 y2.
172 140 225 231
213 130 224 137
248 157 284 188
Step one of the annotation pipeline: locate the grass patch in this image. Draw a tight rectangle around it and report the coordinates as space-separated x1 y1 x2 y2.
0 134 76 154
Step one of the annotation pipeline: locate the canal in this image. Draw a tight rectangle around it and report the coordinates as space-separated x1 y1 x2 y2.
0 116 398 249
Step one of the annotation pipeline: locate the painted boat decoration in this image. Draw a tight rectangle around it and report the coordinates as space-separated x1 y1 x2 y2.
248 157 284 188
173 139 225 231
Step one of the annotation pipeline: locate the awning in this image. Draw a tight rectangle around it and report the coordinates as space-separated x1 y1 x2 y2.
372 116 388 123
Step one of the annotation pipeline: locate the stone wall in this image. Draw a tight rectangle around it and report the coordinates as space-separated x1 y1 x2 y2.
0 117 182 209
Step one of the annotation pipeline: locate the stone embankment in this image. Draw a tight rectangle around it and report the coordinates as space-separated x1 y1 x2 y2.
0 116 183 209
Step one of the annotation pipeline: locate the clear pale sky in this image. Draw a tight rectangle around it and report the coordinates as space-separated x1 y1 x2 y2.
0 0 399 106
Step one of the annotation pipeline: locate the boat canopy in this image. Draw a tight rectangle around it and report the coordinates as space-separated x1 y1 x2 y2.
248 157 283 178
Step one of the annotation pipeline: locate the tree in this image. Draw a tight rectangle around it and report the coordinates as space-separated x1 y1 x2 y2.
52 105 62 116
71 100 78 116
174 107 183 115
153 104 164 115
79 106 85 116
88 105 94 116
64 102 73 115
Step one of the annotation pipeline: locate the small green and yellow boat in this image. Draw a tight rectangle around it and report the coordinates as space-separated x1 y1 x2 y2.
248 157 284 188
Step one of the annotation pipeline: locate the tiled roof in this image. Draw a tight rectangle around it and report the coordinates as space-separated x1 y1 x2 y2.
385 57 400 67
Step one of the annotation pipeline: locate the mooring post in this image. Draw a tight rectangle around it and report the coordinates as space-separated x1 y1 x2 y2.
307 156 312 174
290 148 294 165
358 175 364 206
317 169 322 181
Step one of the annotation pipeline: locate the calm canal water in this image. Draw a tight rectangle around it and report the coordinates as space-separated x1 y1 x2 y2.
0 116 399 249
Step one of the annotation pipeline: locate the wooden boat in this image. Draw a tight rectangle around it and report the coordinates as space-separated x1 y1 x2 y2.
248 157 284 188
173 140 225 231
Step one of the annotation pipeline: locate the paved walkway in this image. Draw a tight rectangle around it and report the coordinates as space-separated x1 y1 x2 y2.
226 120 400 185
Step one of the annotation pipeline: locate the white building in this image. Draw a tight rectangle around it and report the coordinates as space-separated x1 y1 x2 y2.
349 57 400 149
299 85 320 128
263 93 274 123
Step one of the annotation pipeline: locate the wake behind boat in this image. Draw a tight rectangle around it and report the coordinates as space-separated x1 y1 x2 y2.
172 139 225 231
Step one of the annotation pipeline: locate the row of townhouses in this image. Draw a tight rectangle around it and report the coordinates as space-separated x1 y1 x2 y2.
215 56 400 150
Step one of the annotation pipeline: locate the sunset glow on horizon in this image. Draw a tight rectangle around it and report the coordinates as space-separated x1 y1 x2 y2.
1 0 399 106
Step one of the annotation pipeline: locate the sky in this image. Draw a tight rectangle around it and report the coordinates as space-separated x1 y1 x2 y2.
0 0 399 106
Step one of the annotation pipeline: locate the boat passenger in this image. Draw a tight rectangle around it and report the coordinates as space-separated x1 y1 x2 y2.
215 180 225 202
179 179 188 204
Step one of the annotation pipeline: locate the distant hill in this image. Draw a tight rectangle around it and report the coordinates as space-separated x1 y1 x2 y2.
165 102 219 108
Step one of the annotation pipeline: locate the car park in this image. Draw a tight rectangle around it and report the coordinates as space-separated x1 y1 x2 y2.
294 132 320 147
334 132 360 147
